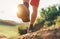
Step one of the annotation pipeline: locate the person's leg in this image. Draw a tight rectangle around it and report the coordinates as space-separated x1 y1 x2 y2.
29 0 40 32
23 0 29 9
29 6 38 32
23 0 30 22
23 0 30 32
30 6 38 25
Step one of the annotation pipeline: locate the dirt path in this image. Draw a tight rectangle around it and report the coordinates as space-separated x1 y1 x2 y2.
18 26 60 39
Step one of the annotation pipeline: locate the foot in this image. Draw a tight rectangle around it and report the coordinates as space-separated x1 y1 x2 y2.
29 24 34 32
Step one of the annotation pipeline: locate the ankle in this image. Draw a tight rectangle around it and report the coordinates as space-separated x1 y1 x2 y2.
29 24 33 30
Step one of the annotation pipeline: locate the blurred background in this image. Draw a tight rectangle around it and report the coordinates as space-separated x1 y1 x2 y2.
0 0 60 39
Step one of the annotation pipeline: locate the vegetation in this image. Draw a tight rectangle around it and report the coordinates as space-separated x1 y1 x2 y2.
35 5 60 27
0 25 18 39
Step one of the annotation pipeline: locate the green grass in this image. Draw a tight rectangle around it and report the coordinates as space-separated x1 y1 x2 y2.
0 23 29 39
0 25 18 38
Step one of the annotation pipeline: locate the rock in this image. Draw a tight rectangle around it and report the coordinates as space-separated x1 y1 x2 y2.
18 26 60 39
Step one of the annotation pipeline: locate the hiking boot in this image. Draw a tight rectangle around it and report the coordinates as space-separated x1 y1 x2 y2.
28 24 35 32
